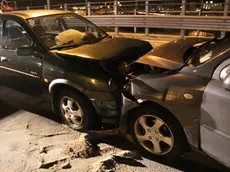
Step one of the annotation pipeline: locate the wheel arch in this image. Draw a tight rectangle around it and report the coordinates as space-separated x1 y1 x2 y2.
49 79 85 112
49 79 101 130
121 100 189 144
49 79 84 94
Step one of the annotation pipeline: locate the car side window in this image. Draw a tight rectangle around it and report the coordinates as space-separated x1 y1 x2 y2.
2 20 31 50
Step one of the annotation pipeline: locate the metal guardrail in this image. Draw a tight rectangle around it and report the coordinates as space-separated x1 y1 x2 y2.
83 0 230 38
86 15 230 32
86 15 230 38
15 0 230 38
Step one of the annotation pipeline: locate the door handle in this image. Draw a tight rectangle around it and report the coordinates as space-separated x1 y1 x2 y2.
1 56 9 63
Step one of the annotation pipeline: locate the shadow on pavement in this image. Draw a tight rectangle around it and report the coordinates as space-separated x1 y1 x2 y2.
0 100 18 120
0 98 59 121
88 133 230 172
114 155 146 167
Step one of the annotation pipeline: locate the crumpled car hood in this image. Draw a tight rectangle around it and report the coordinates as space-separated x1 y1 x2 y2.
55 37 152 63
137 38 207 70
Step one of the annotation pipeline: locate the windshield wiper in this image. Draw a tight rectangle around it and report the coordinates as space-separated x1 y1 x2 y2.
89 34 110 44
98 34 110 40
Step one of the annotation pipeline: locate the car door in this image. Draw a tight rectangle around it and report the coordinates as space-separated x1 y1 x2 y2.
0 19 46 107
200 57 230 168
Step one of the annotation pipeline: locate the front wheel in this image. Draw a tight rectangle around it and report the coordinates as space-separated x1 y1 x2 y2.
129 107 188 161
56 90 100 131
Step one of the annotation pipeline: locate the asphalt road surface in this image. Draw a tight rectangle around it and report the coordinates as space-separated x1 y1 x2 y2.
0 100 228 172
0 36 227 172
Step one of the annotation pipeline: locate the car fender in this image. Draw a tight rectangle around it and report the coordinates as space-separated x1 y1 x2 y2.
48 78 84 111
49 78 84 94
119 92 172 134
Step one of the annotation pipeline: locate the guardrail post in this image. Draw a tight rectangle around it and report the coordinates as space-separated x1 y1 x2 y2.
47 0 50 10
180 0 186 39
134 0 138 33
114 1 119 36
14 1 18 11
87 2 91 16
145 0 149 35
134 27 137 33
64 3 68 10
221 0 229 38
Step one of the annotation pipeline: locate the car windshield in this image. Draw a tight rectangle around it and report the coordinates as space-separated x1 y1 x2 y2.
27 14 108 49
189 37 230 66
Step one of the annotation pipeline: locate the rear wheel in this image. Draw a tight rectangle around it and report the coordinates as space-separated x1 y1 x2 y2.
56 90 100 131
130 107 188 160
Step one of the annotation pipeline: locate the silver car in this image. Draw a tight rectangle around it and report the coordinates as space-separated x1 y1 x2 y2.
119 37 230 168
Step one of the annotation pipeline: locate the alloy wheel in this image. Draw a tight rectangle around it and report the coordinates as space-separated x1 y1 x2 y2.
134 114 174 155
60 96 83 127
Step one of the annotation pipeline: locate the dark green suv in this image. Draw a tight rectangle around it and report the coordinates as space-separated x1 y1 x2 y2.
0 10 152 131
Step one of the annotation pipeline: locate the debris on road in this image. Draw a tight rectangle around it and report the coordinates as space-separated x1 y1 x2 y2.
0 109 220 172
91 150 142 172
0 110 145 172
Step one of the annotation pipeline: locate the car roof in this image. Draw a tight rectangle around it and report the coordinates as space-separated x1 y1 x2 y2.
2 10 72 19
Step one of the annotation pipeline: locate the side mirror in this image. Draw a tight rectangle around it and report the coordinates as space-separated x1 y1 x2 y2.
16 46 34 56
223 73 230 91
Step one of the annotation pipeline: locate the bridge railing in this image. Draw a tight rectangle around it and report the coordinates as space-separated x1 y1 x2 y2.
17 0 229 16
15 0 230 38
51 1 227 16
87 15 230 34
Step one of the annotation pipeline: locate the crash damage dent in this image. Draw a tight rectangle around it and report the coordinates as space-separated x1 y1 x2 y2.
83 89 121 125
137 38 208 70
120 73 207 148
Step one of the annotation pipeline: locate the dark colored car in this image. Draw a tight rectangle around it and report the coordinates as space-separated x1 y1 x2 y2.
120 37 230 168
0 10 152 131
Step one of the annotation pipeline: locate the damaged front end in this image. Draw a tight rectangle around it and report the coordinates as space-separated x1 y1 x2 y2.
119 74 167 133
118 37 215 147
119 71 207 148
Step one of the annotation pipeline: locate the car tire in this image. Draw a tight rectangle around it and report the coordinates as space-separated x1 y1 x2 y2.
129 107 188 161
56 89 100 132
